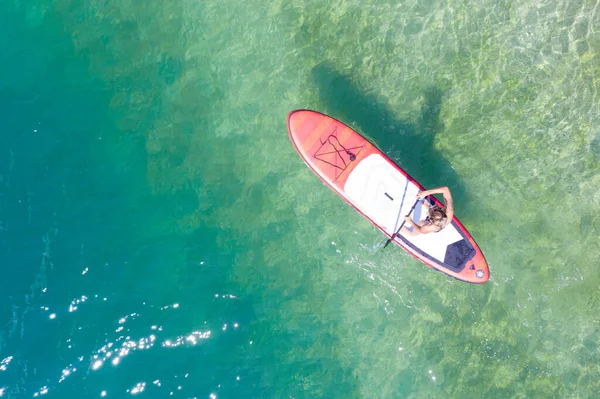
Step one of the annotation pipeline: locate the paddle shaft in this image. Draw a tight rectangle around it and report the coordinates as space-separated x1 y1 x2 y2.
383 198 421 248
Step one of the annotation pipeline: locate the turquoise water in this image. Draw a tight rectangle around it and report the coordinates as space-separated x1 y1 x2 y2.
1 0 599 397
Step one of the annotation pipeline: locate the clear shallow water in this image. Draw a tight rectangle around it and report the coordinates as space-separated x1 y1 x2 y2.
1 0 599 397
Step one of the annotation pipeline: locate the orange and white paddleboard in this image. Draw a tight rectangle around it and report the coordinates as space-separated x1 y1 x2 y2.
287 109 489 284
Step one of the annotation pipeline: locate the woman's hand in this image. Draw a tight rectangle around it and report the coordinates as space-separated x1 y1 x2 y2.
404 215 413 224
416 191 428 200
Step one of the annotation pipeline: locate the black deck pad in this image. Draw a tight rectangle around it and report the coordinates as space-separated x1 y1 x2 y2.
443 239 476 272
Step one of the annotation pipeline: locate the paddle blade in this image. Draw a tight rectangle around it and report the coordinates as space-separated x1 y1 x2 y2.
383 237 393 248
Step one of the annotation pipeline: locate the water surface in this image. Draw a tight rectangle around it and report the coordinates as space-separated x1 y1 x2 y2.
1 0 599 397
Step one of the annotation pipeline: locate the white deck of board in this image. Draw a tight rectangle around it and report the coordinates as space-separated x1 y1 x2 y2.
344 154 462 263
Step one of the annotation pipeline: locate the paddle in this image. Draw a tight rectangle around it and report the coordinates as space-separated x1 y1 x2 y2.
383 198 421 249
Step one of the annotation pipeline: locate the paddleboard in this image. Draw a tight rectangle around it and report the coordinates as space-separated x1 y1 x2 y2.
287 109 489 283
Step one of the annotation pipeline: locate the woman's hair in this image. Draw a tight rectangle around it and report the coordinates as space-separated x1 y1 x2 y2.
428 205 447 227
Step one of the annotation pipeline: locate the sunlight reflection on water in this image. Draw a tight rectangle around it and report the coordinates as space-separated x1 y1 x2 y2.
28 293 242 397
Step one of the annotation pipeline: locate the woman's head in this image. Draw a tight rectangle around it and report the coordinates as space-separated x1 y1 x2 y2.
428 206 447 227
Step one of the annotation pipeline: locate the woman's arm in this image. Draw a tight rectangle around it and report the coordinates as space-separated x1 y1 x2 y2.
417 186 449 198
440 186 454 222
417 186 454 222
